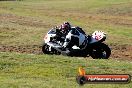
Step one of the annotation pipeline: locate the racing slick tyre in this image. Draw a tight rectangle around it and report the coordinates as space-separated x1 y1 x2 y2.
89 43 111 59
42 43 50 54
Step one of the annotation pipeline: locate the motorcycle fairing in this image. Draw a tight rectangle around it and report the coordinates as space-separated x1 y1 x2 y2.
89 31 106 44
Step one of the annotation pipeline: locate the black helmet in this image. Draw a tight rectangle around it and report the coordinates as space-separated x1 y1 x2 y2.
60 22 71 34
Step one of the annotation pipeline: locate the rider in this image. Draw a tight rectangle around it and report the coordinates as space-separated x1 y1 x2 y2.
57 22 88 51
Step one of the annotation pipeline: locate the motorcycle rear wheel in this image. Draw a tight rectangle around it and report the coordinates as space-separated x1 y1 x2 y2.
89 43 111 59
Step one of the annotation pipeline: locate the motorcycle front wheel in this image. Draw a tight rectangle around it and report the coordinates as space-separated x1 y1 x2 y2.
42 43 50 54
42 43 61 55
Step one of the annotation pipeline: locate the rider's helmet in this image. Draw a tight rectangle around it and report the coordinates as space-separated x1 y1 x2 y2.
60 22 71 34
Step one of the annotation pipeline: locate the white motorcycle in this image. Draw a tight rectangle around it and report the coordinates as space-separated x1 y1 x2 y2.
42 28 111 59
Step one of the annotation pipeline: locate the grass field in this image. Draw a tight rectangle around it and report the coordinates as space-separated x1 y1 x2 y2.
0 0 132 88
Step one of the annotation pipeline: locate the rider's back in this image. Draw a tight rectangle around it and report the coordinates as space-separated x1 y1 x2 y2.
65 27 88 49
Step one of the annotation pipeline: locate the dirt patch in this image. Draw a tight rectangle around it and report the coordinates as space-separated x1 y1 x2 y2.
0 45 43 54
0 44 132 61
100 17 132 27
110 44 132 61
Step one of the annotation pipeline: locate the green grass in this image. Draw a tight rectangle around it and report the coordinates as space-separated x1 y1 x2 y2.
0 52 132 88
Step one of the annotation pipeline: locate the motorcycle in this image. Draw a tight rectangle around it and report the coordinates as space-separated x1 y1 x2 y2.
42 28 111 59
